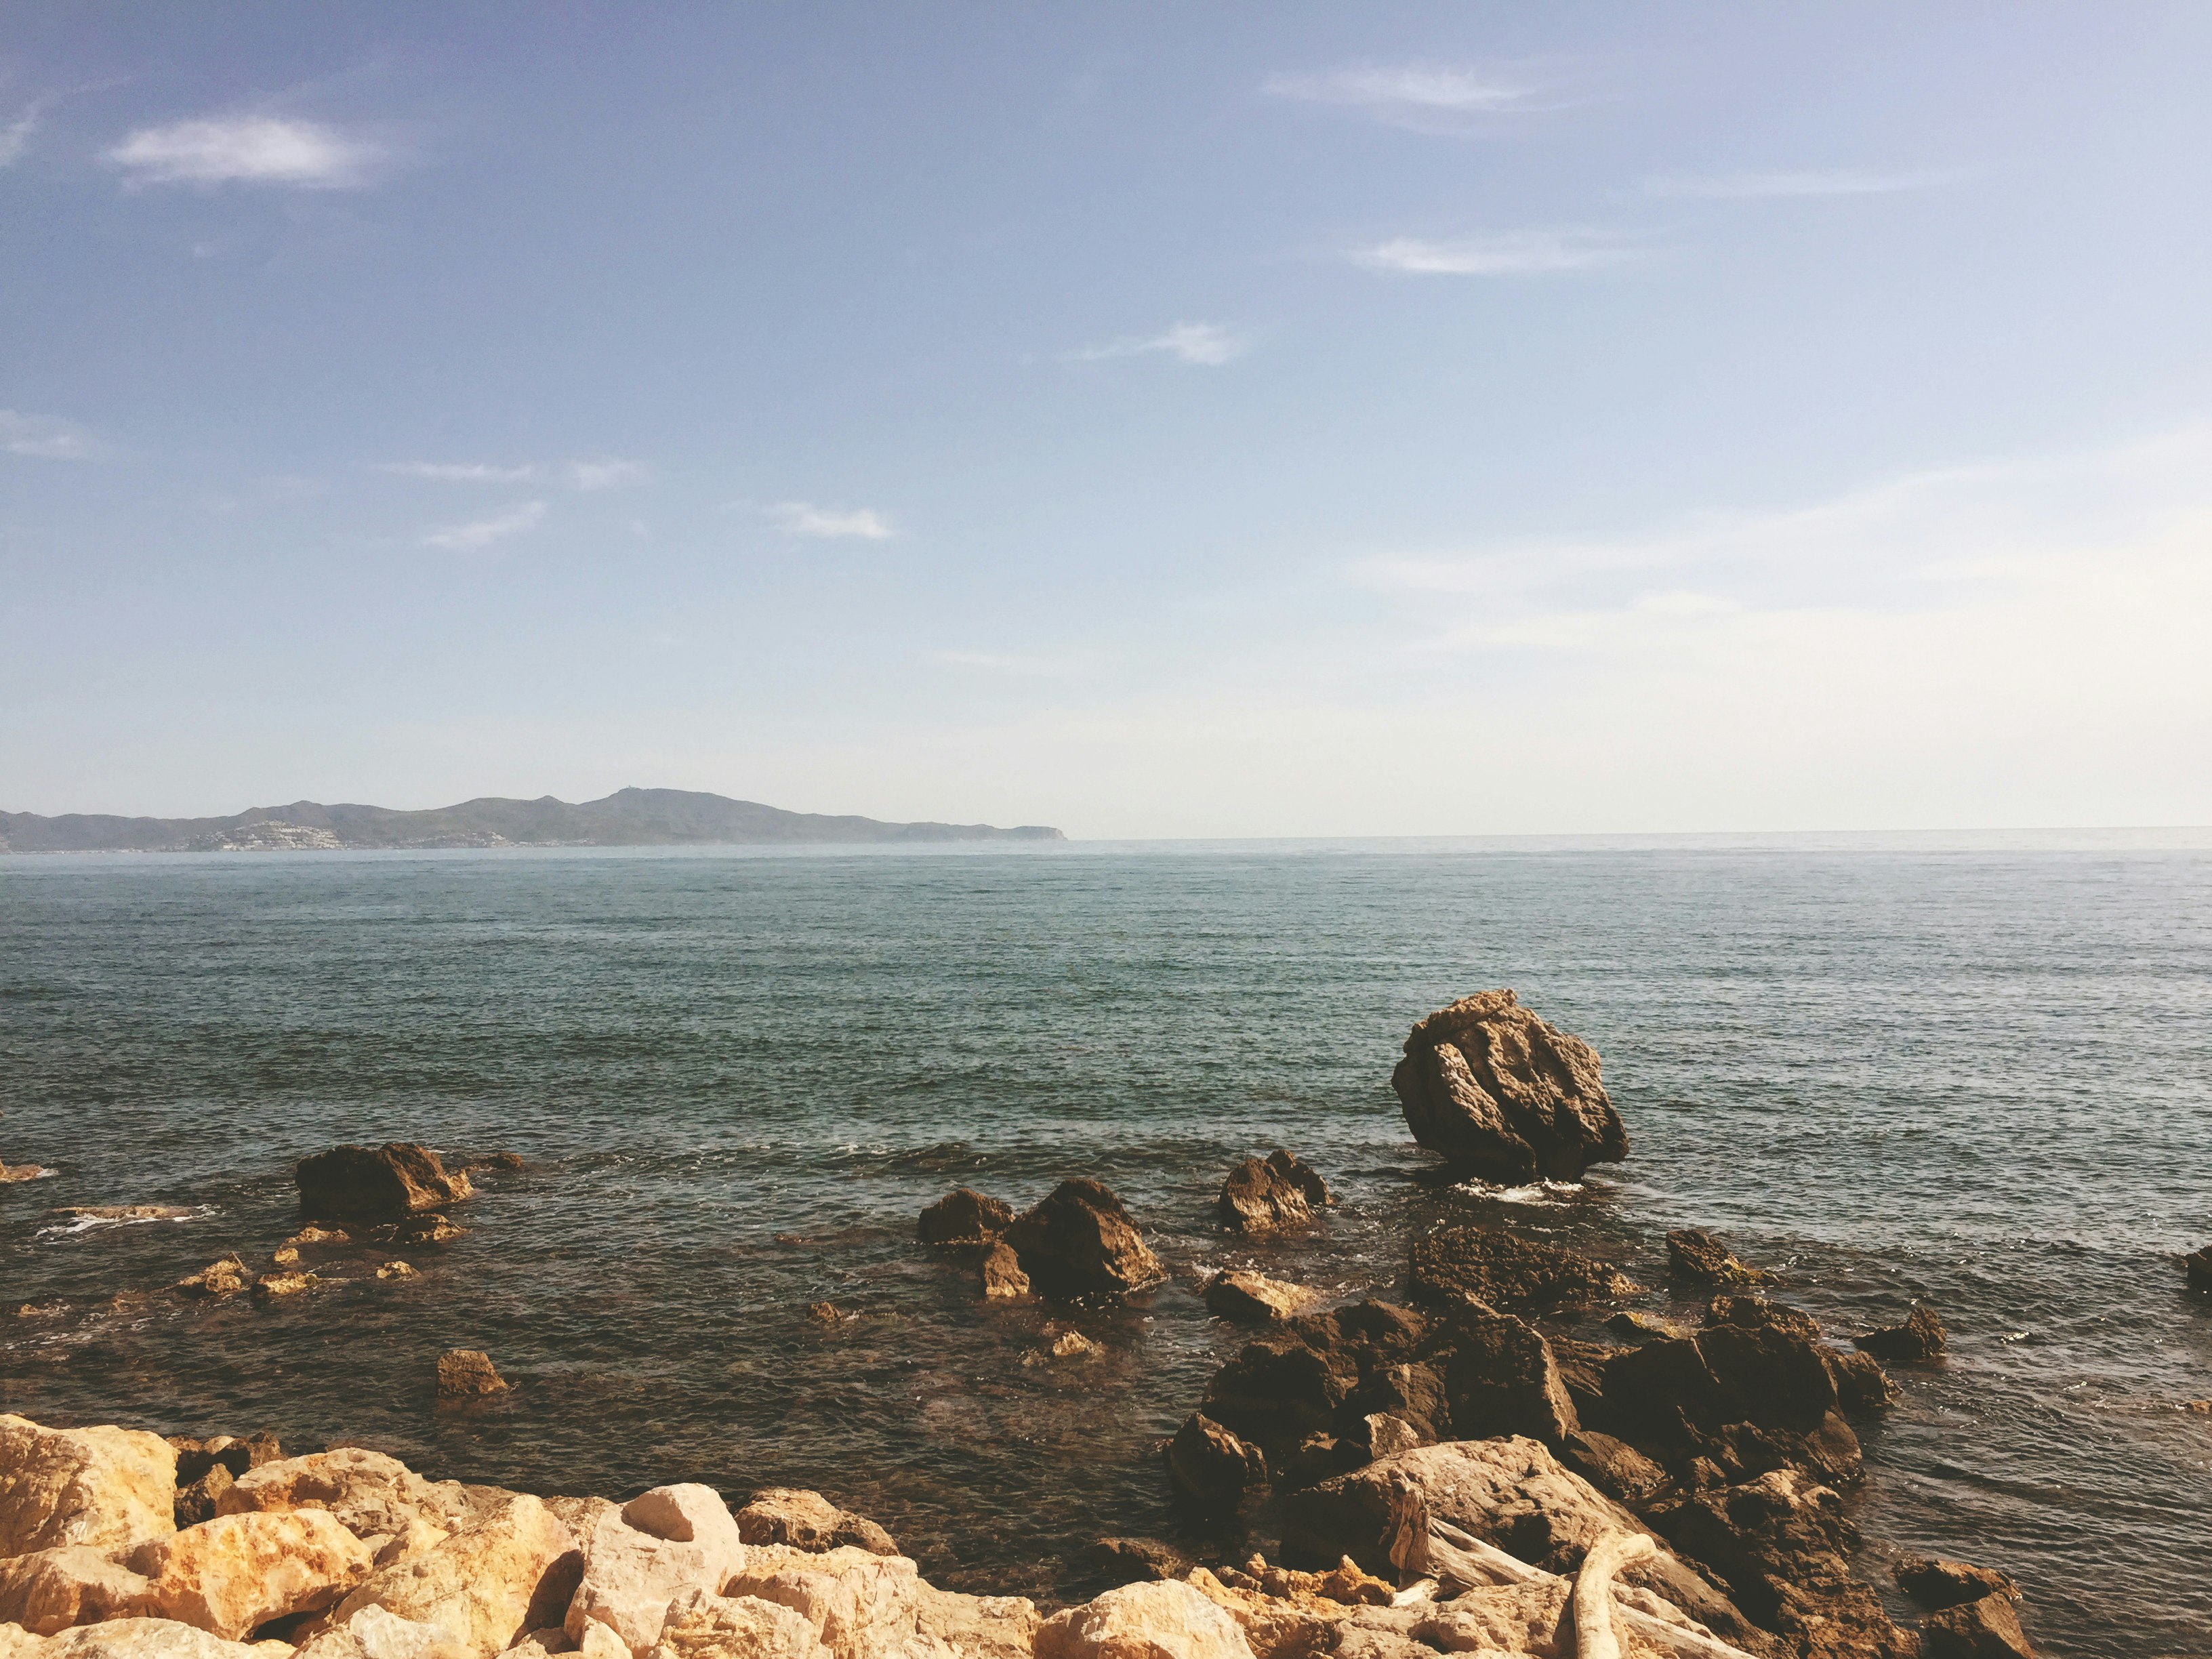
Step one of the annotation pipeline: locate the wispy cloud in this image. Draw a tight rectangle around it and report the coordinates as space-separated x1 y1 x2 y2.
1072 322 1245 367
380 462 539 484
422 501 546 551
1646 167 1973 201
769 501 894 540
934 649 1107 677
567 458 651 491
108 116 383 188
1263 63 1558 130
1 411 96 460
0 104 42 167
1355 230 1637 276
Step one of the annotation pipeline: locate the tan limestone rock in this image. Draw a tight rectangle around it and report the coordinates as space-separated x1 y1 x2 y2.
1202 1272 1316 1326
131 1510 373 1640
720 1546 919 1659
0 1417 179 1559
563 1489 745 1657
1035 1578 1256 1659
0 1547 152 1635
907 1585 1040 1659
291 1604 466 1659
173 1261 249 1300
33 1618 292 1659
218 1452 444 1557
328 1495 573 1659
250 1275 318 1302
646 1588 826 1659
730 1492 895 1557
432 1354 505 1399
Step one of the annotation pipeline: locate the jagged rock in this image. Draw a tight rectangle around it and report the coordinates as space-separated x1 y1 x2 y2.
375 1264 415 1281
1827 1349 1897 1414
130 1509 375 1639
1035 1578 1256 1659
1895 1555 2018 1610
1668 1229 1774 1286
1560 1431 1669 1507
1604 1310 1687 1343
1085 1538 1193 1587
297 1146 473 1223
468 1153 525 1174
805 1303 840 1326
1216 1153 1330 1237
1201 1271 1314 1325
0 1546 153 1635
909 1586 1040 1659
251 1274 319 1301
1923 1590 2036 1658
169 1438 281 1490
723 1544 920 1658
378 1217 463 1249
1437 1305 1577 1444
20 1618 297 1659
1333 1581 1574 1659
564 1488 745 1656
978 1243 1029 1300
1601 1319 1864 1486
1 1161 52 1182
645 1587 825 1659
1049 1331 1099 1359
1002 1181 1162 1296
1166 1414 1268 1515
293 1602 470 1659
1408 1225 1635 1313
915 1189 1012 1247
0 1416 179 1558
1704 1296 1820 1341
434 1352 506 1398
1278 1437 1753 1643
1389 990 1627 1182
334 1494 575 1659
1853 1306 1948 1364
731 1490 895 1557
2186 1246 2212 1290
219 1450 449 1557
173 1471 232 1530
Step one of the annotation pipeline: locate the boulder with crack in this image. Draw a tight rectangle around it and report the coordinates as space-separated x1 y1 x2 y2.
0 1417 178 1561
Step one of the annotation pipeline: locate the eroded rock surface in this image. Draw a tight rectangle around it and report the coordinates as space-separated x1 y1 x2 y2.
1002 1181 1162 1297
1216 1154 1330 1237
915 1189 1012 1248
1408 1227 1634 1315
1667 1229 1774 1286
334 1494 574 1659
565 1488 745 1656
731 1492 895 1558
1035 1578 1256 1659
0 1417 178 1560
1201 1273 1315 1326
130 1509 373 1639
1853 1306 1948 1364
0 1547 152 1635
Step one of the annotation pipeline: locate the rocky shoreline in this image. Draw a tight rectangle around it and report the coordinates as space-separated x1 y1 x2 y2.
3 988 2133 1658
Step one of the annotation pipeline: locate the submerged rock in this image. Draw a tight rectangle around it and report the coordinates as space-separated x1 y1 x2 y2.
1667 1229 1774 1286
978 1242 1029 1300
1 1161 52 1183
1895 1555 2019 1611
1201 1271 1315 1326
1002 1180 1162 1297
2182 1246 2211 1290
250 1273 319 1302
916 1189 1013 1248
1389 989 1627 1182
1216 1153 1330 1237
1408 1225 1635 1313
172 1260 249 1300
1853 1305 1948 1364
0 1416 178 1559
296 1145 473 1224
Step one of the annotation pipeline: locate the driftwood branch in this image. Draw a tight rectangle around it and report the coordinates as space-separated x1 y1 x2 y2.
1570 1531 1656 1659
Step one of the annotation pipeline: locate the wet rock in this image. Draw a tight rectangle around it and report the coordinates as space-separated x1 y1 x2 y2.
250 1273 319 1301
1086 1538 1195 1586
1668 1229 1774 1286
1201 1271 1315 1325
804 1303 840 1326
1216 1153 1330 1237
2186 1246 2212 1290
732 1490 896 1557
565 1488 746 1657
375 1263 415 1281
1166 1414 1269 1515
1352 1413 1425 1462
1389 989 1627 1182
435 1351 507 1398
55 1206 194 1224
1035 1578 1255 1659
1408 1225 1635 1314
916 1188 1013 1247
1894 1555 2019 1611
130 1509 375 1639
722 1543 920 1658
645 1586 825 1659
335 1494 577 1659
0 1546 153 1635
1827 1349 1898 1414
0 1416 179 1559
1202 1338 1352 1450
467 1153 525 1174
379 1216 464 1249
1604 1309 1687 1343
297 1145 473 1224
1050 1330 1099 1359
173 1259 249 1300
1853 1305 1948 1364
1 1160 52 1182
1704 1295 1820 1341
978 1242 1029 1300
1923 1590 2036 1658
1436 1305 1577 1443
1002 1179 1162 1297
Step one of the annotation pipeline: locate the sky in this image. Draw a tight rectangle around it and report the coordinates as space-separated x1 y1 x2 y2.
5 3 2211 838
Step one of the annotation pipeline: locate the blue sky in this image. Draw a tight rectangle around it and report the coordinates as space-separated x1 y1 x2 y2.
5 4 2211 835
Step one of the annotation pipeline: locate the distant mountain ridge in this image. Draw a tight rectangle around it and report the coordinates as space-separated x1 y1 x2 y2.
0 787 1066 853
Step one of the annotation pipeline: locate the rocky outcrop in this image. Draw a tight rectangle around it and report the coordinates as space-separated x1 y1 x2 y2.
915 1189 1012 1248
1853 1306 1947 1364
1390 991 1627 1182
333 1494 575 1659
1408 1226 1635 1314
1437 1306 1577 1445
722 1543 917 1658
1001 1181 1162 1297
295 1146 473 1225
1216 1154 1330 1237
1035 1578 1256 1659
647 1586 825 1659
1666 1230 1773 1286
565 1488 745 1656
171 1261 249 1301
218 1450 451 1561
0 1417 178 1559
731 1492 895 1558
1922 1591 2036 1658
434 1353 507 1398
293 1603 468 1659
0 1162 51 1183
1201 1272 1315 1326
129 1510 373 1639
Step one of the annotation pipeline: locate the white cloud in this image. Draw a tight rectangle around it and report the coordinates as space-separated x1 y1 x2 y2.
380 462 540 483
934 649 1107 677
1072 322 1245 367
1 411 96 459
769 501 894 539
0 105 40 167
1263 64 1553 130
1646 167 1973 200
108 116 382 188
421 501 546 551
1355 231 1637 276
567 458 651 491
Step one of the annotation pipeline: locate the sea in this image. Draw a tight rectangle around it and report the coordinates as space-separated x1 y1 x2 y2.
1 837 2207 1657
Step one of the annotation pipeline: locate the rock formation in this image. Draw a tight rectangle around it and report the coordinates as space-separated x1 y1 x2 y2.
1665 1230 1773 1286
1852 1306 1947 1364
0 1418 178 1560
295 1147 472 1225
1216 1153 1330 1237
1201 1272 1315 1326
731 1493 894 1559
1390 991 1628 1182
1408 1226 1635 1313
434 1353 507 1399
915 1189 1012 1248
1000 1181 1162 1297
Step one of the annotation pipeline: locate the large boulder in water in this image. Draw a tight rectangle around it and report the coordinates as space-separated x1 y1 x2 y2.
1391 990 1626 1182
1002 1180 1162 1296
917 1188 1013 1246
1216 1152 1330 1236
296 1145 473 1223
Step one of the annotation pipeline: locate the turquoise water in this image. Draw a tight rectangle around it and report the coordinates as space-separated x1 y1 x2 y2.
2 840 2207 1654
